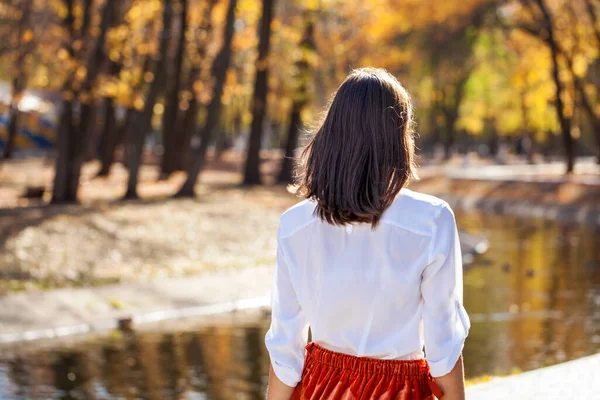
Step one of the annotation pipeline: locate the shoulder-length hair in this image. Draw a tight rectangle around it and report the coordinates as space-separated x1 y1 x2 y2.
295 68 418 228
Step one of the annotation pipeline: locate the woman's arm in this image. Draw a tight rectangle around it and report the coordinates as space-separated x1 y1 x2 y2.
433 354 465 400
421 205 470 399
267 364 296 400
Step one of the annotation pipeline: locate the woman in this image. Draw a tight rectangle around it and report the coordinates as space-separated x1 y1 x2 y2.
265 68 470 399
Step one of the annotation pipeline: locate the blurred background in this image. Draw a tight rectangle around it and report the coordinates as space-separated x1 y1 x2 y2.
0 0 599 399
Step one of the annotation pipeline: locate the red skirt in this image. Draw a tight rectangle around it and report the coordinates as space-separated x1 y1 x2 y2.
291 343 444 400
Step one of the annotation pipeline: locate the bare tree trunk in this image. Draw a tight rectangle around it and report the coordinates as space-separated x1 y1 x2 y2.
176 0 238 197
242 0 277 185
535 0 574 173
124 0 174 199
161 0 188 178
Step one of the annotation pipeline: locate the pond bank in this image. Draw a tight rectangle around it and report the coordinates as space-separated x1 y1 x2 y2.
413 161 600 225
0 265 273 344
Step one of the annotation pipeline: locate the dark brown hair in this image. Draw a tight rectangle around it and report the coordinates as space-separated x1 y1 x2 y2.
296 68 418 227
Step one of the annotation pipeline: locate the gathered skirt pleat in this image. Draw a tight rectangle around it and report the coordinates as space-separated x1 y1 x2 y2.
291 343 443 400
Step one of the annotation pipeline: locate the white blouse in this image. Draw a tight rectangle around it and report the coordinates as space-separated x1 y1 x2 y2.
264 189 471 387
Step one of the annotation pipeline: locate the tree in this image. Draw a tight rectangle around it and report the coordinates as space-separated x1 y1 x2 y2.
581 0 600 163
175 0 238 197
96 0 130 177
123 0 174 199
533 0 575 173
278 14 316 183
511 0 577 172
1 0 32 160
174 0 219 173
52 0 83 204
160 0 188 178
242 0 277 185
52 0 115 203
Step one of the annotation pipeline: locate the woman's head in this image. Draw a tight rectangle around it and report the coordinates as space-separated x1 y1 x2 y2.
296 67 418 227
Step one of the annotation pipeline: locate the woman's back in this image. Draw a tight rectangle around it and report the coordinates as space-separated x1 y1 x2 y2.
267 189 468 386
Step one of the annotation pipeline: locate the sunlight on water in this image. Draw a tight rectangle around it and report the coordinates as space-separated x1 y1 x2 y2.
0 212 599 399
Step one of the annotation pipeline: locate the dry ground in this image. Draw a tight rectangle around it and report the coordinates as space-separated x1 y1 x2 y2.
0 152 298 292
1 152 599 292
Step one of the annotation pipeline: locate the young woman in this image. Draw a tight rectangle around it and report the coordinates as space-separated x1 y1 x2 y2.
265 68 470 400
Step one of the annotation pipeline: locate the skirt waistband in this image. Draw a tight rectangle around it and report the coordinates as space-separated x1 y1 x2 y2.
305 343 429 377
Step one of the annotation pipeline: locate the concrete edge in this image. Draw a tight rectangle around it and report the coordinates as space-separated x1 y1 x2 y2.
0 294 271 344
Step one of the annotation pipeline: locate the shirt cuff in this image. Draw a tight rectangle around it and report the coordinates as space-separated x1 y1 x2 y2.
428 338 465 377
271 359 302 387
428 301 470 377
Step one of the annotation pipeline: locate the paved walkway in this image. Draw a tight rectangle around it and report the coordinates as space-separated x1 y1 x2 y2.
438 159 600 186
466 353 600 399
0 265 273 343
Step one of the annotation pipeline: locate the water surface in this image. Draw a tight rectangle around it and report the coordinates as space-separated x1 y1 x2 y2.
1 212 599 399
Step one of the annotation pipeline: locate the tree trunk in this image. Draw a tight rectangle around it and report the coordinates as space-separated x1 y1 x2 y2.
535 0 574 173
574 76 600 164
443 108 459 160
176 91 197 171
214 130 229 160
519 88 535 163
124 0 174 199
176 0 238 197
278 105 301 183
242 0 276 185
488 119 499 157
161 0 188 179
2 0 32 160
65 0 115 200
51 0 77 204
52 100 77 203
560 45 600 165
277 16 315 183
584 0 600 46
97 98 118 176
173 0 218 172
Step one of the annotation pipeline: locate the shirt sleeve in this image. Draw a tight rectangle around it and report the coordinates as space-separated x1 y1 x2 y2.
264 236 309 387
422 203 470 378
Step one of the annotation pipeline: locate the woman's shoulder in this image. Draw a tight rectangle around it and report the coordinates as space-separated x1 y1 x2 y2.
381 189 453 236
395 188 448 209
278 199 318 239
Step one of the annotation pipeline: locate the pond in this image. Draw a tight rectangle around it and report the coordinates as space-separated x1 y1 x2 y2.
0 212 599 399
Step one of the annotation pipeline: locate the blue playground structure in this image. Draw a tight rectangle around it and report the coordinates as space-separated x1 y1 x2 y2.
0 112 56 152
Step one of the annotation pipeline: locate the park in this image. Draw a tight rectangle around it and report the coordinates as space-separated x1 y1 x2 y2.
0 0 599 398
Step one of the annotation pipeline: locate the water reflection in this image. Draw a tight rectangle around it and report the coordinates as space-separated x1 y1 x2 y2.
0 213 599 399
458 212 600 377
